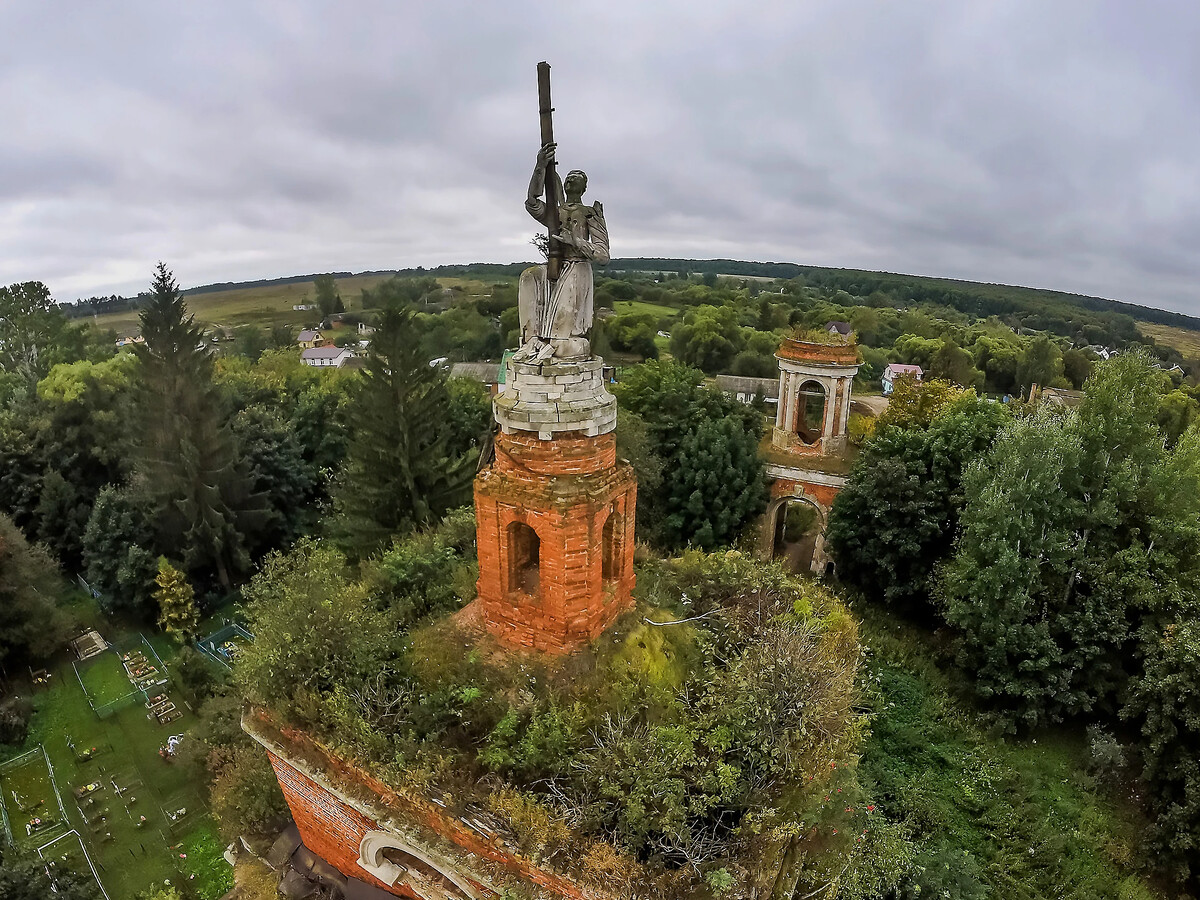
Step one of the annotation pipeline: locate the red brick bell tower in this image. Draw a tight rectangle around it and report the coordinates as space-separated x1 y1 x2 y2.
474 357 636 653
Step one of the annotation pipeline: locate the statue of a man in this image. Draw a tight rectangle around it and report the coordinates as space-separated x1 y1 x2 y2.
513 141 609 363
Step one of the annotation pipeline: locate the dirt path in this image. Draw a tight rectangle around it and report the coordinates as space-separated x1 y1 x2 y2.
852 394 889 416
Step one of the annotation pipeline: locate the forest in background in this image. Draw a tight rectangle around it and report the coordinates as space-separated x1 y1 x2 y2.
3 263 1200 898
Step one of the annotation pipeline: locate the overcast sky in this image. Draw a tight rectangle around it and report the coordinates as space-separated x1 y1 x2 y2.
3 2 1200 315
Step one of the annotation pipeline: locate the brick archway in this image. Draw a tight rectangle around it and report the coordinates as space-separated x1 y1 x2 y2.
506 521 541 597
764 494 828 574
358 830 479 899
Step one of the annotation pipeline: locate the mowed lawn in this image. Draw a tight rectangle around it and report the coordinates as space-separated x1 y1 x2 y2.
614 298 681 321
2 630 233 899
1 751 67 843
75 652 135 709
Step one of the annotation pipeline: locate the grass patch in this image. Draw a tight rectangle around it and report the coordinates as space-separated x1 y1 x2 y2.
177 821 235 898
76 652 135 708
36 830 108 898
1137 321 1200 361
856 606 1164 899
89 273 508 338
1 750 68 846
614 298 681 320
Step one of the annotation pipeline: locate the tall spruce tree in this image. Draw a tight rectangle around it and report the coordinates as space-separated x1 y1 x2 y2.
134 263 259 590
332 304 475 557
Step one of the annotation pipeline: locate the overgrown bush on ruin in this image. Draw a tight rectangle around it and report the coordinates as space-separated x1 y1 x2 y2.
235 543 881 897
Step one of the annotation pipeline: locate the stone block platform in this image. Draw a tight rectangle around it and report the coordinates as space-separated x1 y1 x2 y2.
494 358 617 440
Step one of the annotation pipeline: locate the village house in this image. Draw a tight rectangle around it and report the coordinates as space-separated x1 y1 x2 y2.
824 320 853 337
881 362 923 395
715 374 779 407
449 361 502 395
301 346 353 368
297 329 325 349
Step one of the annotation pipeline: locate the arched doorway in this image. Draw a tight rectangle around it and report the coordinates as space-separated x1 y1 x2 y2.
795 380 826 445
767 496 825 574
507 522 540 597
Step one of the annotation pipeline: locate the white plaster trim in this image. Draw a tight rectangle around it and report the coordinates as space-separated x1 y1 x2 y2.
764 464 848 489
359 830 480 899
775 357 861 379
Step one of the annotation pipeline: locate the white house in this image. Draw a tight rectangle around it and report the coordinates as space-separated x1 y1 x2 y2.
301 346 353 368
881 363 923 395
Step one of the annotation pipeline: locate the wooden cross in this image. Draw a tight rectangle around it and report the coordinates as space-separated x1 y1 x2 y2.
537 61 563 284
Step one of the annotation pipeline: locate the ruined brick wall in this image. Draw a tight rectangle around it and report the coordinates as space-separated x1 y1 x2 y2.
267 750 417 898
771 475 841 509
249 714 599 900
474 430 636 653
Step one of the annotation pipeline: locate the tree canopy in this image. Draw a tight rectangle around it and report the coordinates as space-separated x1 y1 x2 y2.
331 303 478 557
613 360 766 549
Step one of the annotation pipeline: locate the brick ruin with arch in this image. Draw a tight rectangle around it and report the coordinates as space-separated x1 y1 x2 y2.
758 335 864 576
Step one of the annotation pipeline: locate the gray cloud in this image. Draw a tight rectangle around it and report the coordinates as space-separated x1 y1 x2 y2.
2 0 1200 315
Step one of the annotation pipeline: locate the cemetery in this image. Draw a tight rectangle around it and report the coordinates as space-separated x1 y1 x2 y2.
0 628 233 899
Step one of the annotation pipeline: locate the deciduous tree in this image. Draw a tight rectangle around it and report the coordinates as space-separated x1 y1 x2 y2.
82 485 159 618
313 273 344 318
827 394 1009 615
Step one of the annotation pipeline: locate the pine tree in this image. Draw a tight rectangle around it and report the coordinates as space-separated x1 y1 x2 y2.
154 557 198 642
134 263 260 589
332 304 476 557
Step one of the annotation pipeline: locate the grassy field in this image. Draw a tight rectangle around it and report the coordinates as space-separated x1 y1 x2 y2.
2 629 233 900
1 749 69 845
613 298 681 321
1137 321 1200 360
88 273 397 336
87 273 505 337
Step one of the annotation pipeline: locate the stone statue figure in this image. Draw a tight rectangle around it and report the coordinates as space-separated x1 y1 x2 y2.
513 141 609 363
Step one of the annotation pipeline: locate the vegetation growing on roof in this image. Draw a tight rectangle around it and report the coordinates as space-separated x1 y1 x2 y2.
236 542 873 897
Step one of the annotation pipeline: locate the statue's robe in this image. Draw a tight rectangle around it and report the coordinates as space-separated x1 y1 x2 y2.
520 198 609 359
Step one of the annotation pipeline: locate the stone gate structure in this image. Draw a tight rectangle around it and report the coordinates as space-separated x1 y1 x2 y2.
772 336 860 456
761 335 862 574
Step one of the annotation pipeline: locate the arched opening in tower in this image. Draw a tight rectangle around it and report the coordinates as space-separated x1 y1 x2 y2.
602 508 620 585
795 380 826 445
507 521 541 597
771 497 822 573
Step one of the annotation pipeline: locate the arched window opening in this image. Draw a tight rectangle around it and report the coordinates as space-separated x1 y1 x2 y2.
796 380 826 444
358 832 475 899
507 522 540 596
602 510 619 584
